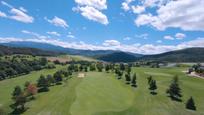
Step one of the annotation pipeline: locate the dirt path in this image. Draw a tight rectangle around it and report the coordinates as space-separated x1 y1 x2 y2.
183 71 204 79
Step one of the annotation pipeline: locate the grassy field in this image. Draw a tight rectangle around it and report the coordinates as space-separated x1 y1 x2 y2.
0 67 204 115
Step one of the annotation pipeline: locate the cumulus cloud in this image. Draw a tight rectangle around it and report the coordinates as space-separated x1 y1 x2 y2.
45 16 69 28
47 31 61 37
135 0 204 31
73 0 109 25
131 5 145 14
0 1 34 23
74 0 107 10
164 35 174 40
121 0 134 11
175 33 186 40
1 36 204 54
74 6 108 25
103 40 121 46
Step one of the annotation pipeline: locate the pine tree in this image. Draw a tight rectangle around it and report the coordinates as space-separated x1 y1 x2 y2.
12 86 22 100
37 75 49 92
131 73 137 87
186 97 196 110
166 76 182 101
149 80 157 94
147 76 152 85
125 73 131 84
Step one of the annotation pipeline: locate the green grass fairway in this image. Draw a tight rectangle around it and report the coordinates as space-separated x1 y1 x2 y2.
70 72 134 115
0 65 67 114
0 67 204 115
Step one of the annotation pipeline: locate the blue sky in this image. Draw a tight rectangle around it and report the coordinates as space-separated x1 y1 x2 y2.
0 0 204 54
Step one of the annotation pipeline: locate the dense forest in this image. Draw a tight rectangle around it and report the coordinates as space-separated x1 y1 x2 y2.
0 55 55 80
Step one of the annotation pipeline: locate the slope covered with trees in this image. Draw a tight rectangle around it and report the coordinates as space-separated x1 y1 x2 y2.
0 45 62 56
139 48 204 62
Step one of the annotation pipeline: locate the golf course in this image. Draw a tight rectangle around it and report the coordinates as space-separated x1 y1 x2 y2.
0 65 204 115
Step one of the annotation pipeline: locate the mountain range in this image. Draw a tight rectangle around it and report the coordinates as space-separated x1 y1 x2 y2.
1 41 204 62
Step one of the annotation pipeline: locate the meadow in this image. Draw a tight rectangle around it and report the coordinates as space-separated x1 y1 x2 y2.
0 66 204 115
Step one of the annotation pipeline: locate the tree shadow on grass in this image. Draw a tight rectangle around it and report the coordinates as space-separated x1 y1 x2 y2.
150 92 157 95
131 84 137 88
167 96 182 102
10 104 29 115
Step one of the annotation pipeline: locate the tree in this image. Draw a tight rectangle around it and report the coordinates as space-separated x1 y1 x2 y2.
131 73 137 87
186 97 196 110
46 74 55 86
117 71 123 79
11 86 26 113
166 76 182 101
126 65 131 74
149 80 157 94
37 75 49 92
147 76 152 85
90 64 96 71
26 84 37 99
105 64 110 72
53 71 63 84
84 66 88 72
12 86 22 100
39 57 47 66
120 63 125 71
125 73 131 84
96 63 103 72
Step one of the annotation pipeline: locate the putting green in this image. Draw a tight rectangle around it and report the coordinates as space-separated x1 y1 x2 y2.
70 72 134 115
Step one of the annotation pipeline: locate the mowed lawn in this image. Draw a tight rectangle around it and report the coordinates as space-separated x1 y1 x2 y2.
0 67 204 115
0 65 68 114
97 67 204 115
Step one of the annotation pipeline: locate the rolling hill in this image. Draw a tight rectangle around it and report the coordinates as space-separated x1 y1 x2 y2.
97 52 139 62
140 47 204 62
1 41 118 57
0 45 62 56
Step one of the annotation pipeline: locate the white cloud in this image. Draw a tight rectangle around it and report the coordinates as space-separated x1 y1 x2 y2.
1 1 13 8
164 35 174 40
135 13 155 27
74 0 107 10
103 40 121 46
45 16 69 28
0 1 34 23
175 33 186 40
123 37 131 40
9 8 34 23
74 6 108 25
67 32 75 39
121 0 134 11
19 7 27 12
131 5 145 14
135 0 204 31
1 36 204 54
0 11 7 17
67 35 75 39
135 33 148 39
22 30 50 39
47 31 61 37
73 0 108 25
